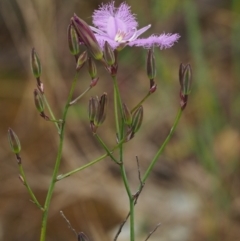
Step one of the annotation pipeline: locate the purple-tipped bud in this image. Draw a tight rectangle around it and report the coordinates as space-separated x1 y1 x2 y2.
131 106 143 134
8 128 21 154
76 51 88 71
122 103 132 126
71 14 103 60
104 41 115 66
31 48 42 79
88 97 98 122
90 77 99 87
78 232 90 241
88 57 97 79
68 24 80 56
34 89 45 113
147 48 156 80
94 93 108 127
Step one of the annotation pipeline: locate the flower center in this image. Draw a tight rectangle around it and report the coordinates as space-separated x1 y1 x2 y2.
114 30 127 42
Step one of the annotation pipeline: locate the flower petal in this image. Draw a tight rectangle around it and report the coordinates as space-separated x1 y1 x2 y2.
92 2 138 34
128 33 180 49
115 2 138 30
94 34 119 50
128 24 151 41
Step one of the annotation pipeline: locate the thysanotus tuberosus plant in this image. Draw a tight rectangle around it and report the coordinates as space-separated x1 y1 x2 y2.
7 2 192 241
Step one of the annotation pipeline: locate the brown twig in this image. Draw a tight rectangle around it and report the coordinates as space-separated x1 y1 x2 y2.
60 210 78 237
145 223 161 241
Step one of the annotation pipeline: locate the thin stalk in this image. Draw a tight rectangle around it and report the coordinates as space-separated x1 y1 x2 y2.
131 92 151 114
18 164 43 210
70 86 92 105
94 134 120 164
56 138 126 181
113 79 120 136
56 153 108 181
142 108 182 183
119 163 135 241
39 72 79 241
42 94 60 133
112 75 135 241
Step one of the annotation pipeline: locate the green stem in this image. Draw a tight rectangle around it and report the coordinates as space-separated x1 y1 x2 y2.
119 163 135 241
142 108 182 183
42 94 60 133
56 153 108 181
113 78 120 136
70 86 92 105
18 164 43 210
39 72 79 241
94 134 120 164
131 92 151 114
56 138 126 181
112 75 135 241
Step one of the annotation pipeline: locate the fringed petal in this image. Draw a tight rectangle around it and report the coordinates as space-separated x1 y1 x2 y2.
128 33 180 49
92 2 138 34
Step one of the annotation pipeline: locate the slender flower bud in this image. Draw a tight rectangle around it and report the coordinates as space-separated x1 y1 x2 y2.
180 64 192 95
131 106 143 134
31 48 42 79
67 24 80 55
71 14 103 60
94 93 108 127
147 48 156 80
34 89 45 113
8 128 21 154
78 232 90 241
179 63 192 110
76 51 88 71
88 97 98 122
122 103 132 126
104 41 115 65
179 63 185 87
88 57 97 79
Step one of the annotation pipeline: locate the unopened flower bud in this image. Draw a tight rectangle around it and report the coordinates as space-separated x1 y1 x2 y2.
179 63 185 86
122 103 132 126
180 64 192 95
76 51 88 71
8 128 21 154
88 57 97 79
68 24 80 56
88 97 98 122
131 106 143 134
104 41 115 65
179 63 192 110
147 48 156 80
94 93 108 127
78 232 90 241
34 89 44 113
31 48 42 79
72 14 103 60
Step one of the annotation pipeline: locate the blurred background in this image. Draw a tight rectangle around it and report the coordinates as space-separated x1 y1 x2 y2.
0 0 240 240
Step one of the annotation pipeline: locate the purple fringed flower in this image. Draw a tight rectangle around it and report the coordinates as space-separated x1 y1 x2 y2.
90 2 180 50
